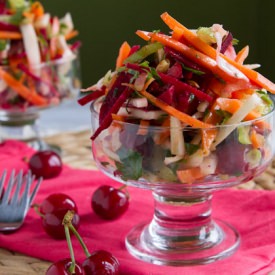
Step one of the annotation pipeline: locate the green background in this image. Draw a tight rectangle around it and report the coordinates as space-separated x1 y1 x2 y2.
41 0 275 88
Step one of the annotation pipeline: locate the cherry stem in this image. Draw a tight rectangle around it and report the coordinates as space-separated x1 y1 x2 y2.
32 203 45 218
118 184 127 191
63 211 76 274
69 224 91 258
65 225 76 274
119 184 130 199
63 210 91 260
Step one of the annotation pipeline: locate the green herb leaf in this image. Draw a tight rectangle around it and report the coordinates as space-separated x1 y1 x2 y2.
185 143 199 155
0 40 7 51
182 64 205 75
116 148 143 180
8 7 25 25
215 109 231 123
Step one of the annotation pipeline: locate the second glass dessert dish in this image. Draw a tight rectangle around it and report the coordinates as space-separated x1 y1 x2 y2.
0 1 81 145
79 12 275 265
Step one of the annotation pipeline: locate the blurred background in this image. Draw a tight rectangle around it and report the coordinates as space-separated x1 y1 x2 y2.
40 0 275 88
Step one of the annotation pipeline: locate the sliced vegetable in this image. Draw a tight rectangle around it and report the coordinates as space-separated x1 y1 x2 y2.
149 32 244 82
123 42 163 64
212 93 261 147
138 88 211 128
116 41 131 69
20 23 41 68
0 67 47 106
78 89 105 106
235 45 249 64
159 72 213 103
177 167 203 184
160 12 275 93
91 87 134 140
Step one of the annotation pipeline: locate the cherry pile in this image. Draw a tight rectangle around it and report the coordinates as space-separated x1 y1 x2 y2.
28 150 63 179
46 211 120 275
92 185 129 220
27 148 127 273
37 193 80 239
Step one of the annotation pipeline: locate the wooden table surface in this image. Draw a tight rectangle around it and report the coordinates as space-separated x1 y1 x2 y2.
0 130 275 275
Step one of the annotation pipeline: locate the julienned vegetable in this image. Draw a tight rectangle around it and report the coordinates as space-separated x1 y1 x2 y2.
79 12 274 183
0 0 80 110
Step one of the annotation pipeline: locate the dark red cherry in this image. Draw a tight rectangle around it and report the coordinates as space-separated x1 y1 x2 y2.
40 193 78 215
92 185 129 220
82 250 120 275
42 209 80 239
46 258 85 275
29 150 62 179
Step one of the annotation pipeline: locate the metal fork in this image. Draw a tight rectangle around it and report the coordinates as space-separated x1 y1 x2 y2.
0 170 42 232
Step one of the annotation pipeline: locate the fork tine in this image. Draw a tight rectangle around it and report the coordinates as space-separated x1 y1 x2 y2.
1 170 16 205
0 170 7 197
19 171 32 208
29 177 42 206
10 170 24 206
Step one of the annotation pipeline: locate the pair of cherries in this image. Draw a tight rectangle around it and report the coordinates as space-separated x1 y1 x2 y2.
43 195 120 275
46 250 119 275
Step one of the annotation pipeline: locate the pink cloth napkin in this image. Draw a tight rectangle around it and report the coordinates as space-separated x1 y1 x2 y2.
0 140 275 275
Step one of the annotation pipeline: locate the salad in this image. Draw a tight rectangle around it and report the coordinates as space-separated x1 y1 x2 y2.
80 12 275 184
0 0 80 111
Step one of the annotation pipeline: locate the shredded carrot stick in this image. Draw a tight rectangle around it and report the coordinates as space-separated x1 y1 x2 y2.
116 41 131 69
160 12 275 93
250 129 264 149
137 120 150 135
138 88 211 128
201 128 217 156
172 26 184 41
150 32 240 82
216 98 242 113
215 96 271 129
65 30 79 40
177 167 204 184
231 88 254 99
0 31 22 39
0 67 47 106
135 30 151 41
111 113 126 121
31 1 44 19
235 45 249 64
203 100 221 124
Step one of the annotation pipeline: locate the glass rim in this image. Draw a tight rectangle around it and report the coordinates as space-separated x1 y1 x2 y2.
90 97 275 130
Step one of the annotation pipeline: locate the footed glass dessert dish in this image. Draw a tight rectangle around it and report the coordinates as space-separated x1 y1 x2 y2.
90 101 275 266
0 0 81 147
0 54 81 146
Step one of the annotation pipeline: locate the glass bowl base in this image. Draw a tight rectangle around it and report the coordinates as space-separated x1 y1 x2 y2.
125 219 240 266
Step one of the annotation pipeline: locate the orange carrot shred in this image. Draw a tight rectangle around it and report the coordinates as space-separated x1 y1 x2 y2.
65 30 79 40
0 67 47 106
177 167 204 184
116 41 131 69
235 45 249 64
138 89 211 129
135 30 151 41
160 12 275 93
0 31 22 39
